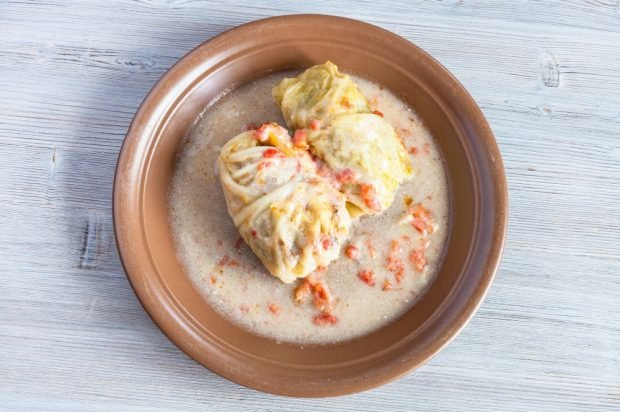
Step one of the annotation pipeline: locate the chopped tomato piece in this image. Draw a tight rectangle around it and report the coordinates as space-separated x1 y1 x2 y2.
386 238 406 283
373 110 384 117
360 184 381 211
306 270 331 306
412 218 426 233
292 270 337 319
312 283 330 310
262 148 279 158
412 203 432 219
251 229 257 238
345 245 360 260
268 303 281 316
386 255 405 282
408 146 419 155
335 168 355 183
395 270 404 283
357 270 375 286
293 279 312 304
309 118 321 131
409 203 436 235
409 249 428 273
390 239 401 253
253 123 271 141
382 279 393 291
292 129 308 149
322 237 332 250
313 311 338 326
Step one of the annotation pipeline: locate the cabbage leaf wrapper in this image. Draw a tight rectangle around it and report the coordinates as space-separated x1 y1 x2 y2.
273 62 412 215
218 123 351 283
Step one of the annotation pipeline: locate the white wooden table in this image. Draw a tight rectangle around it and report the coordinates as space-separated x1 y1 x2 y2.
2 1 619 410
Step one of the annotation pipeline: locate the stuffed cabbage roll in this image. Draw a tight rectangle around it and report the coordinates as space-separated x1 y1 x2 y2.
273 62 413 215
218 123 351 283
273 61 371 130
308 113 412 214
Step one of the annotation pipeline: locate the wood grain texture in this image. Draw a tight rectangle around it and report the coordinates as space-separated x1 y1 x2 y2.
1 1 619 410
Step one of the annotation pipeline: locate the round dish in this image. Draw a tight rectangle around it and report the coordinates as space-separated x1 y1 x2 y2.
113 15 507 397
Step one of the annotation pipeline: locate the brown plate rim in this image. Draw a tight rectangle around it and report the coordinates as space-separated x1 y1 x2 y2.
113 14 508 397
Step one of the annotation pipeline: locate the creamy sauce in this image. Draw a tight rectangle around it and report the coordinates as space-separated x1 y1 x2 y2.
169 71 450 344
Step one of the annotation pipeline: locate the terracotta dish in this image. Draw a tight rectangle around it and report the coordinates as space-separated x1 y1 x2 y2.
114 15 507 397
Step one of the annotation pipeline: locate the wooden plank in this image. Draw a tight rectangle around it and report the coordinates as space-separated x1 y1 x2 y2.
0 0 618 410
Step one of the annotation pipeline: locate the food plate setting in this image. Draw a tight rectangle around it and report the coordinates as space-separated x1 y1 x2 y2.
114 15 507 396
